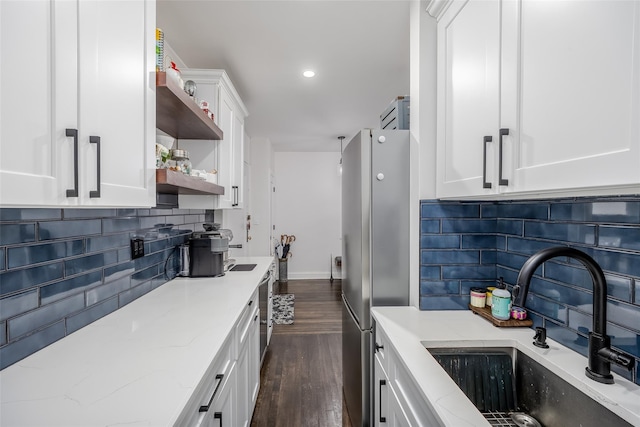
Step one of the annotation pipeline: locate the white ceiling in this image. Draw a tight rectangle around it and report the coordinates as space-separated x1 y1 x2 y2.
156 0 410 152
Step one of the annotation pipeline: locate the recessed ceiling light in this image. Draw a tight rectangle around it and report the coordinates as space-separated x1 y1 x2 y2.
303 70 316 78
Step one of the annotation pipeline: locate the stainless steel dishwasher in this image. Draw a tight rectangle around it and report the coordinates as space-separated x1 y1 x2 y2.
258 269 272 364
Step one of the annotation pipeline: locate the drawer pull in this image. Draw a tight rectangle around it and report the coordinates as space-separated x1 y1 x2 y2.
214 411 222 426
375 343 384 353
199 374 224 413
379 379 387 423
483 135 492 189
232 186 239 207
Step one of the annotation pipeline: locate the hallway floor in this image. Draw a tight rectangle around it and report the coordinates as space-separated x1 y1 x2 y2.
250 279 353 427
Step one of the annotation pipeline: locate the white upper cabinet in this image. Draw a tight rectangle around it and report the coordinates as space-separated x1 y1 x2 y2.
435 0 640 199
0 0 77 206
503 0 640 195
436 0 501 198
77 0 156 206
179 69 248 209
0 0 156 207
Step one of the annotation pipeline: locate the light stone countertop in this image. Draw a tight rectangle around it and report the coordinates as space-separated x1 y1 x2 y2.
371 306 640 427
0 256 274 427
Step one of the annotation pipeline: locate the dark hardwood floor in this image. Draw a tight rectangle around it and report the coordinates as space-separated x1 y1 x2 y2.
250 279 353 427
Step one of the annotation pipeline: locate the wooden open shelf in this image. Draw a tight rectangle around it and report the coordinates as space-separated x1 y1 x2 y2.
156 169 224 195
156 72 224 140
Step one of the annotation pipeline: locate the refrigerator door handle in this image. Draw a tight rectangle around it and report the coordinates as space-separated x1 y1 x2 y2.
342 294 367 332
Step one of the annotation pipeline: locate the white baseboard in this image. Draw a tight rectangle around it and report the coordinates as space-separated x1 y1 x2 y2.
284 272 342 280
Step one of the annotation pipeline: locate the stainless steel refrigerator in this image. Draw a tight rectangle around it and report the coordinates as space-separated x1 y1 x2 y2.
342 129 410 426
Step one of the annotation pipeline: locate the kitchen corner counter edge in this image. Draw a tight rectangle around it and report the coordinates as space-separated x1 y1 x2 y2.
371 307 640 427
0 256 275 427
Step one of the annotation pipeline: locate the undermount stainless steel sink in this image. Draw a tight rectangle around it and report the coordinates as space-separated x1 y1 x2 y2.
425 346 631 427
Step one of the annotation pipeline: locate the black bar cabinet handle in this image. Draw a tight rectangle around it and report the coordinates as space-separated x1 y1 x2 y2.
379 379 387 423
375 343 384 353
498 128 509 186
199 374 224 412
214 412 222 426
232 186 238 206
65 129 79 197
89 136 101 198
483 135 492 189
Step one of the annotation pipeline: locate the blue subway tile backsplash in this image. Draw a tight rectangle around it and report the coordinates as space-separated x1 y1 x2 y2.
598 226 640 251
420 196 640 384
38 219 102 240
7 240 85 269
0 209 62 222
0 207 206 370
0 224 36 246
40 271 104 305
550 201 640 223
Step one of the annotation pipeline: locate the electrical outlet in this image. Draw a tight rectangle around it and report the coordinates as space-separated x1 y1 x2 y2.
130 238 145 259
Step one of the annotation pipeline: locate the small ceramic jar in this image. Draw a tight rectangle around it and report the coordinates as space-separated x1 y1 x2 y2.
470 287 487 308
511 307 527 320
491 288 512 320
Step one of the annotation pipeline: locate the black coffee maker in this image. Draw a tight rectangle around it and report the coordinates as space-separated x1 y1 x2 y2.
189 224 229 277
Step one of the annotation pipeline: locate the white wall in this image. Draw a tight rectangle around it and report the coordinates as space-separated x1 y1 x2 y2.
273 152 342 279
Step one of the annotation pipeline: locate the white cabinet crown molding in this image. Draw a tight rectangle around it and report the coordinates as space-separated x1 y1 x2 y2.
425 0 453 21
182 68 249 118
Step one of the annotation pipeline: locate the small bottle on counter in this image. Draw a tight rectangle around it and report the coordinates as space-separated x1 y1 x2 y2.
469 287 487 308
486 286 496 307
491 278 511 320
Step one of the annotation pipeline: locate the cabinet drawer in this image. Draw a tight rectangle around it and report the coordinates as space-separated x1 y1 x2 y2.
175 334 234 426
236 289 259 350
390 346 443 427
374 323 390 373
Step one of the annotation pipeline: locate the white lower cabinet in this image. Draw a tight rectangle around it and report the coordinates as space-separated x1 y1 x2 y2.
177 288 260 427
374 325 443 427
177 333 235 427
375 329 411 427
200 362 236 427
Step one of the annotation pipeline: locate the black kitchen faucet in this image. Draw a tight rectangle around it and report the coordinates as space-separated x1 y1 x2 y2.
512 246 633 384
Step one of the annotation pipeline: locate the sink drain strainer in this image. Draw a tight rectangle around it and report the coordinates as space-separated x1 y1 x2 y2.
511 412 542 427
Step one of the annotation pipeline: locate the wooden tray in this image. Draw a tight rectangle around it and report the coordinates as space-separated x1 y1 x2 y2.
469 304 533 327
